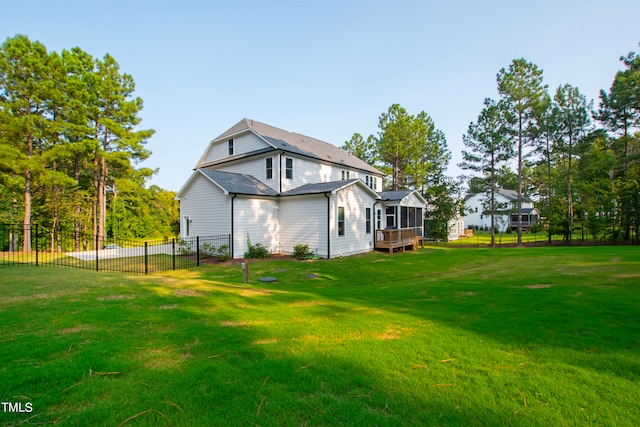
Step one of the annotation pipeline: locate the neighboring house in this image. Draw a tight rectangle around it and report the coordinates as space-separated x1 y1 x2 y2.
176 119 426 259
464 189 539 232
448 216 466 241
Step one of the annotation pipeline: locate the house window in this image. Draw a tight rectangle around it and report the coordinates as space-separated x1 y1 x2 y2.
364 175 376 189
183 216 190 237
342 170 350 180
377 209 381 230
228 139 234 156
285 158 293 179
365 208 371 234
266 157 273 179
386 206 396 228
338 207 345 236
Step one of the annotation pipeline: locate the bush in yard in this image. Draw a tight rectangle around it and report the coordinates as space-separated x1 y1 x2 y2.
216 244 230 262
178 239 193 255
244 234 269 259
199 243 216 258
293 243 311 260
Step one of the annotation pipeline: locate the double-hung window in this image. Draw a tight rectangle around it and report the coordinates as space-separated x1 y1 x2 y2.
285 158 293 179
338 207 345 236
365 208 371 234
228 139 234 155
266 157 273 179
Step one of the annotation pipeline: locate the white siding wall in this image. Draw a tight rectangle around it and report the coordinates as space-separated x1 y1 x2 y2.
279 155 383 192
399 193 424 208
280 156 332 192
179 174 230 237
232 197 279 259
213 154 280 192
331 184 377 257
279 195 328 257
202 132 271 164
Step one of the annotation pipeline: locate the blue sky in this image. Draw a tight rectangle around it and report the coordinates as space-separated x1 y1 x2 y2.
2 0 639 191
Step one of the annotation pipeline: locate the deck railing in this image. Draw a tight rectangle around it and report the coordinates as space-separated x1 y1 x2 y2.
375 228 420 253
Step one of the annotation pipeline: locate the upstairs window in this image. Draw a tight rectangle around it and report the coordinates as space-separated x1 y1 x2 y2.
228 139 234 156
266 157 273 179
285 158 293 179
342 170 350 180
365 175 377 190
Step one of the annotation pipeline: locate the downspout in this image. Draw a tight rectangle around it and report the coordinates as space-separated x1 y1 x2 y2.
373 200 380 251
279 152 283 194
324 192 331 259
230 194 237 259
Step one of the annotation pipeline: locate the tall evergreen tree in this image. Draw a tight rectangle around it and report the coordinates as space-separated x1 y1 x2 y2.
460 98 512 246
596 46 640 240
89 54 154 243
373 104 449 191
0 35 56 250
497 58 548 245
553 84 592 240
341 133 376 165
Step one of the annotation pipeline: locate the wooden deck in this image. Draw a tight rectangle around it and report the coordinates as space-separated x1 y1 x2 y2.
375 228 420 253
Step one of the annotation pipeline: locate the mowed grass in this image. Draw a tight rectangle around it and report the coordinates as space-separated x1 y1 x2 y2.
1 247 639 426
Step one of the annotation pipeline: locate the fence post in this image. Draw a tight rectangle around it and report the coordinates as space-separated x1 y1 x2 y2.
196 236 200 267
35 224 39 267
172 238 176 270
95 234 99 272
144 242 149 275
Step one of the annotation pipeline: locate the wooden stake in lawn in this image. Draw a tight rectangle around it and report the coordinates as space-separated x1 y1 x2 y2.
242 259 249 284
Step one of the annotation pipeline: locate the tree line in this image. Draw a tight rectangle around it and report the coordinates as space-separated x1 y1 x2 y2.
344 44 639 244
0 35 179 250
461 46 639 246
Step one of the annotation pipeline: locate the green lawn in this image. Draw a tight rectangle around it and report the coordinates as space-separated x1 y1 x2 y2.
1 247 639 426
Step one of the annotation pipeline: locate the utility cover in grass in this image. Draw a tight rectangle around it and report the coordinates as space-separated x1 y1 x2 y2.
259 277 277 282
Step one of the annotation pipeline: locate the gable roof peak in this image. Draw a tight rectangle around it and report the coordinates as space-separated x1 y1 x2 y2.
213 118 382 175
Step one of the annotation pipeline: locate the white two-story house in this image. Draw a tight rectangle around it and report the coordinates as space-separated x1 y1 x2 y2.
464 189 539 232
176 119 426 259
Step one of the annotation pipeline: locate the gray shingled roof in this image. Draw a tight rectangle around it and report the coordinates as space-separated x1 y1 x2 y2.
215 119 382 175
280 179 360 197
498 189 533 203
199 169 278 196
378 190 414 201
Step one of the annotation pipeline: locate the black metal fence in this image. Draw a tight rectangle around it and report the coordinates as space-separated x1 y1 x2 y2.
0 223 230 275
423 231 637 248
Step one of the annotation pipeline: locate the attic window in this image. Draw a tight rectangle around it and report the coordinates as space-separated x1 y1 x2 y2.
228 139 234 156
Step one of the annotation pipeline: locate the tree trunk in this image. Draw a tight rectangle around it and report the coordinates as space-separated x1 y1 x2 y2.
23 134 33 252
517 115 523 246
567 135 573 241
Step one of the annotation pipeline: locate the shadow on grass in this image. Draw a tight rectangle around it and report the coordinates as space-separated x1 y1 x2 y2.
1 246 639 426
